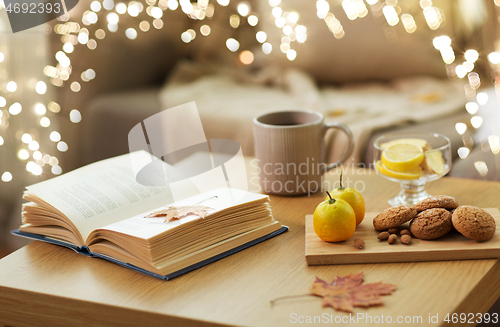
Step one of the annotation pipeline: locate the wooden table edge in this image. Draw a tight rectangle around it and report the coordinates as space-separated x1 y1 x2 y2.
0 285 237 327
452 259 500 325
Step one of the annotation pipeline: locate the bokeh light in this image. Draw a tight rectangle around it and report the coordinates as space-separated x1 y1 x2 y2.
126 28 138 39
239 50 254 65
256 31 267 43
262 42 272 55
1 172 12 182
6 81 17 92
35 81 47 94
70 109 82 123
50 131 62 142
57 141 69 152
237 2 250 17
9 103 22 115
226 38 240 52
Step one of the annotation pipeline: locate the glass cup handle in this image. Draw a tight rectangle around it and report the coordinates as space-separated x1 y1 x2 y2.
321 122 354 173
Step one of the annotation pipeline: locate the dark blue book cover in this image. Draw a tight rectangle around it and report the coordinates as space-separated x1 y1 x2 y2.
12 226 288 280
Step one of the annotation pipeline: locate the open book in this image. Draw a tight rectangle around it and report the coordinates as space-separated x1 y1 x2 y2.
13 153 287 279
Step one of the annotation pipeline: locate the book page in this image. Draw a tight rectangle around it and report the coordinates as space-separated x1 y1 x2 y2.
27 151 197 241
93 188 270 241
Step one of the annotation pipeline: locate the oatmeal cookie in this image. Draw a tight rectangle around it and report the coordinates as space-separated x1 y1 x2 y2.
410 208 453 240
452 206 496 242
415 195 459 212
373 205 417 231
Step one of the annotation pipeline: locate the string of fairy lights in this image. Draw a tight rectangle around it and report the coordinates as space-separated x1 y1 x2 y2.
1 0 500 184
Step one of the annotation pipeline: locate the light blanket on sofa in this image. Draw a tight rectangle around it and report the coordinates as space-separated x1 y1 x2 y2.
159 61 466 164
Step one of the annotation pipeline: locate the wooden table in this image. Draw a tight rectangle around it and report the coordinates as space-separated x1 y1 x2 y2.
1 167 500 326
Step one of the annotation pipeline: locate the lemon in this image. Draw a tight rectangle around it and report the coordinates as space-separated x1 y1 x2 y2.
381 143 424 172
380 138 431 151
326 173 365 226
314 193 356 243
376 160 423 180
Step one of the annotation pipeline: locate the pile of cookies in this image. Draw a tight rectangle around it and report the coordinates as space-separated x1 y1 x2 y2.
373 195 497 242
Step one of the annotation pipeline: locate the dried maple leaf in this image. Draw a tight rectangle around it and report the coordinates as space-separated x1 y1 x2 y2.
310 272 396 313
145 205 214 223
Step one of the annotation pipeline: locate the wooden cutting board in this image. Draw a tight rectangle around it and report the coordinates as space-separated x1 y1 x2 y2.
306 208 500 265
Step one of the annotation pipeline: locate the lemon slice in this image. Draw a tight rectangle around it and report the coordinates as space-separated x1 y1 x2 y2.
376 160 423 180
381 143 424 172
380 138 432 151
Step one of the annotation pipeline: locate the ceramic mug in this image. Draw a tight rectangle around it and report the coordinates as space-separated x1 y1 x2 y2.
253 110 354 196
